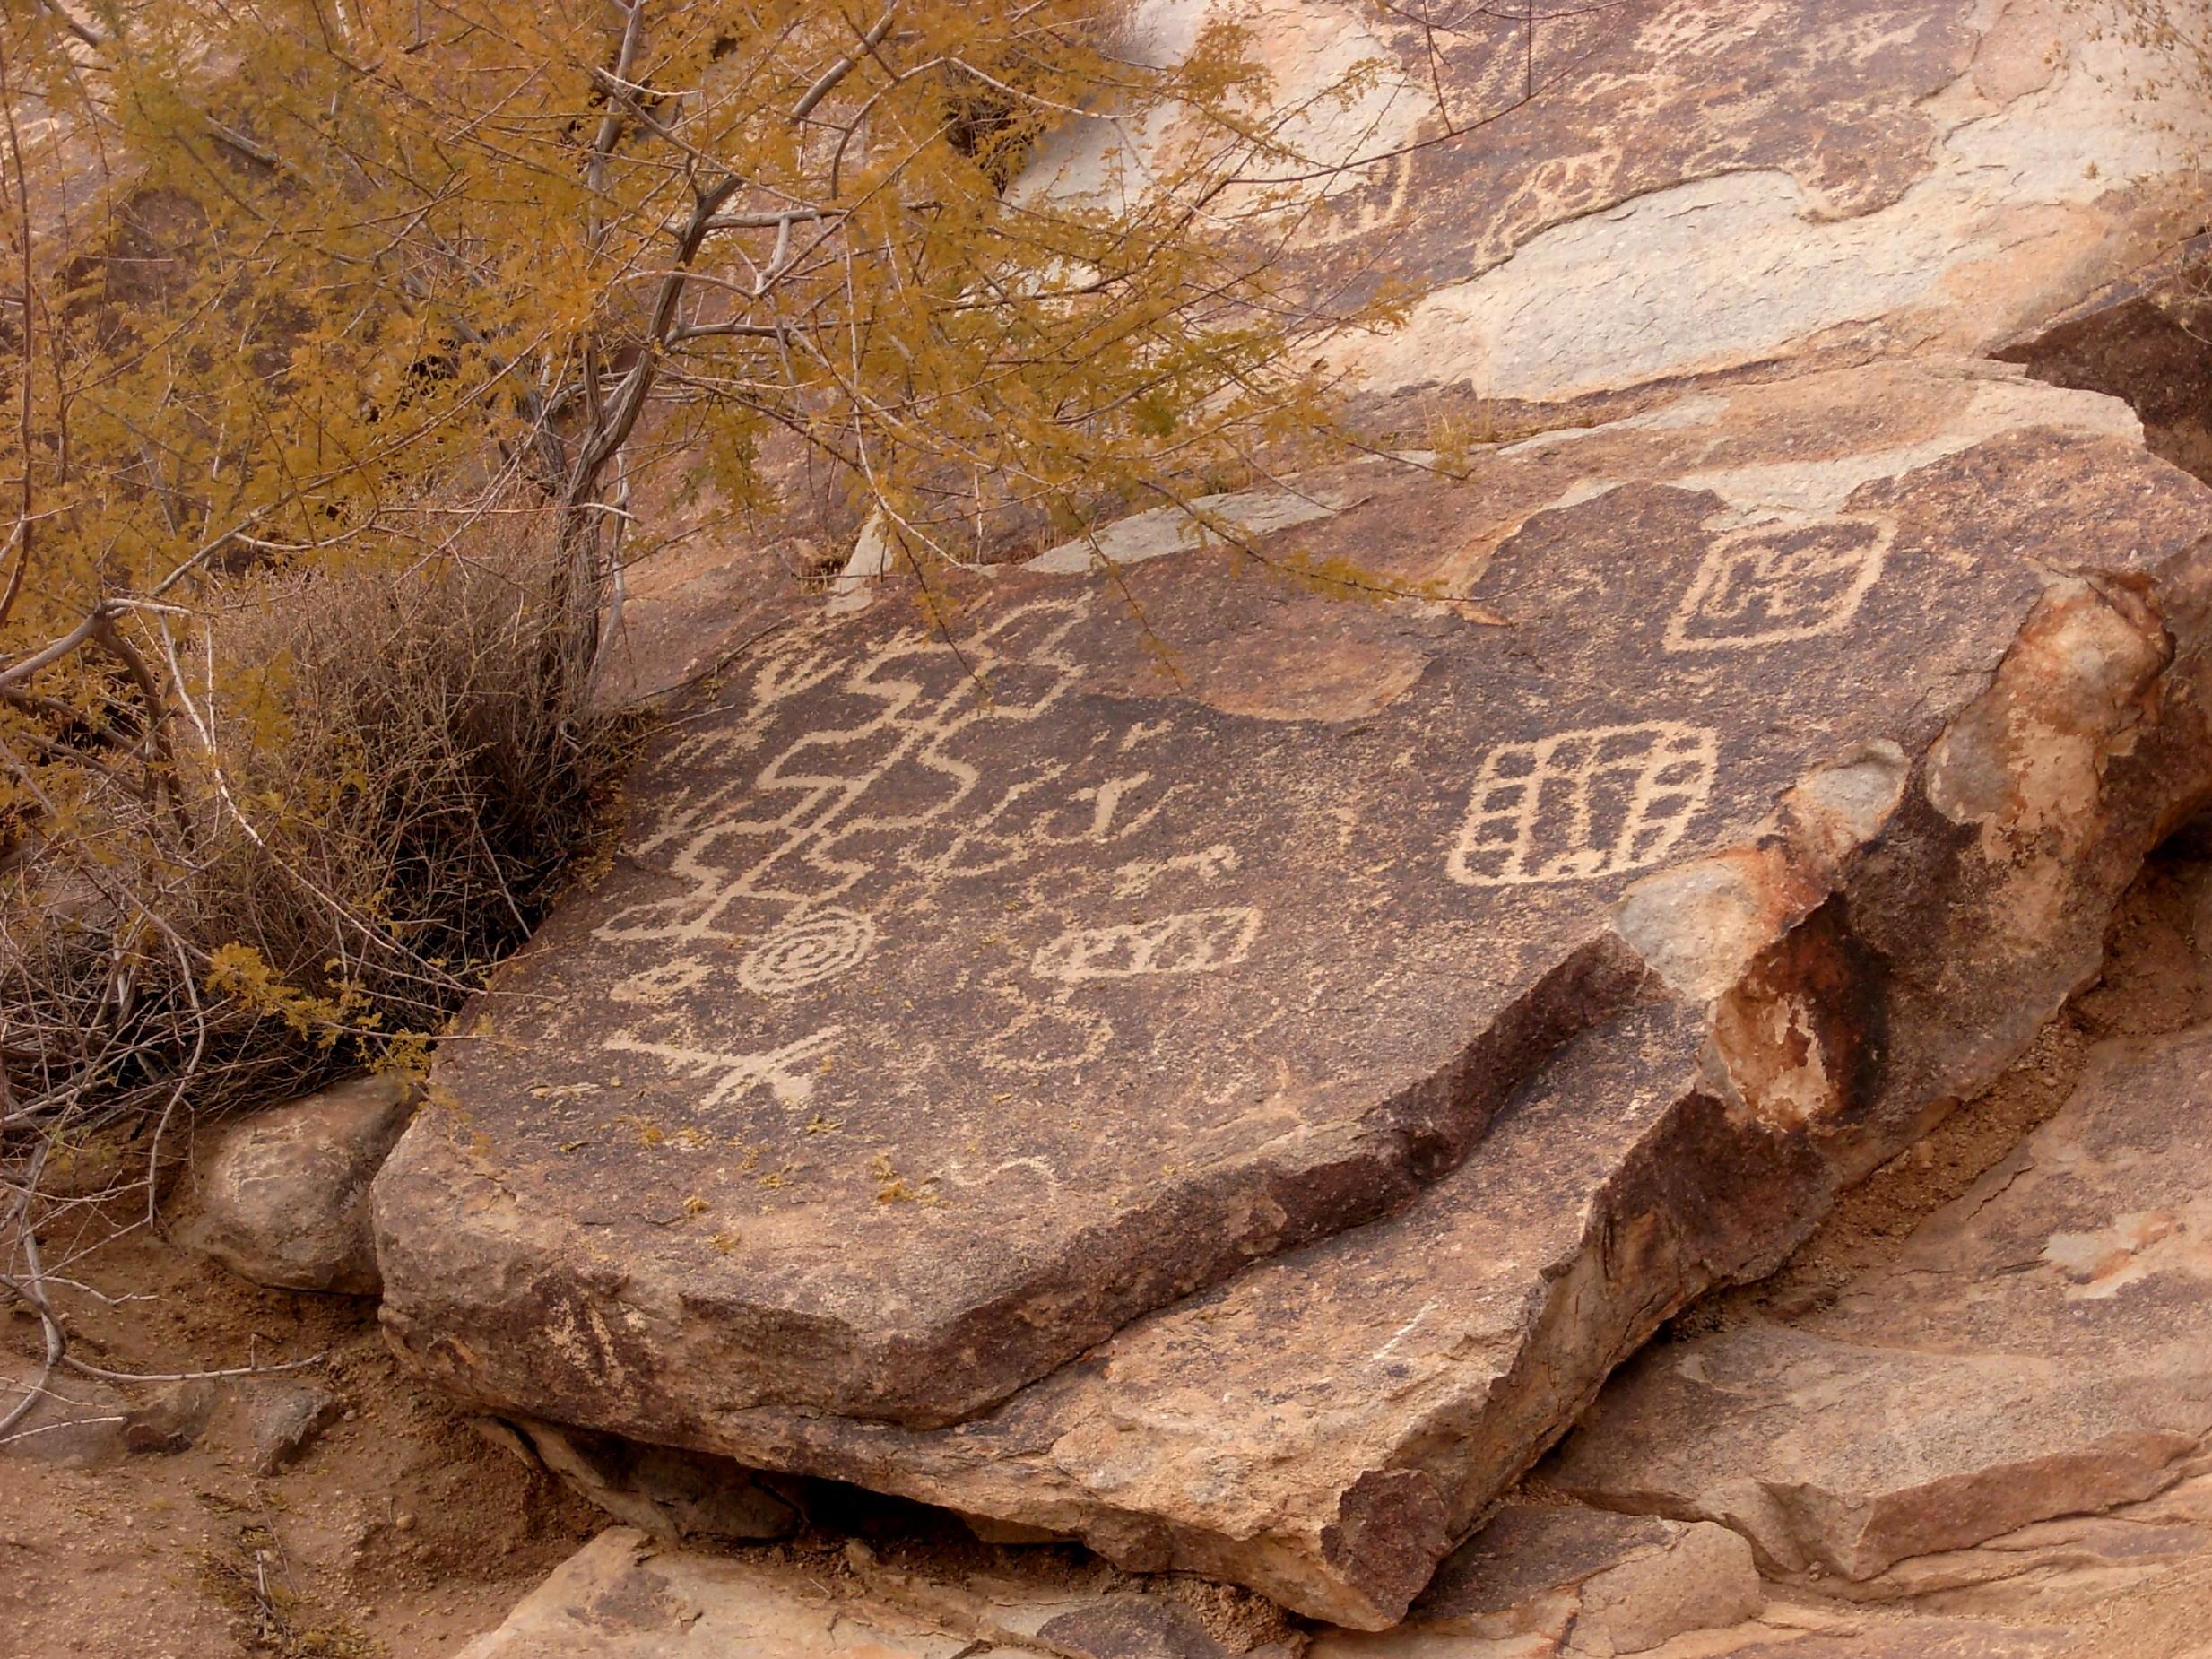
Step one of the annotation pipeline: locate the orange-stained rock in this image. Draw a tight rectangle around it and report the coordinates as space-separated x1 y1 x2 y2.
1552 1023 2212 1582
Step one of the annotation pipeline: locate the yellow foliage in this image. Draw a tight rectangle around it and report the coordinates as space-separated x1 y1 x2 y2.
0 0 1387 1142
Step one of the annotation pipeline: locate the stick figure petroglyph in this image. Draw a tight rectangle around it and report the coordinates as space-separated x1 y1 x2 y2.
1449 723 1717 888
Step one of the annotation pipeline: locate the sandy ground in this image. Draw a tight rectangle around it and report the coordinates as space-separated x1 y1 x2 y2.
0 1222 601 1659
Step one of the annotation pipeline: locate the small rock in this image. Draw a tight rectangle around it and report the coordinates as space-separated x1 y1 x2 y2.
248 1382 343 1475
123 1378 218 1455
173 1073 417 1295
0 1359 127 1465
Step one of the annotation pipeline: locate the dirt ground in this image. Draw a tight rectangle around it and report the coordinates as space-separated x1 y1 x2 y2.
0 1221 603 1659
14 851 2212 1659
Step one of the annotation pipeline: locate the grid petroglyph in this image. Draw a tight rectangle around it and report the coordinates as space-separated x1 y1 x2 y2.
1031 906 1264 984
1449 722 1718 888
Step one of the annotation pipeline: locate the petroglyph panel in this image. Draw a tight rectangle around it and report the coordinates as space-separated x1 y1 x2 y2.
1665 517 1894 652
385 363 2157 1502
596 595 1102 951
1449 724 1719 889
1030 907 1263 984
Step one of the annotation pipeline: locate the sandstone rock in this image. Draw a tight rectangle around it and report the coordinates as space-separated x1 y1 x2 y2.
1552 1024 2212 1582
177 1073 416 1295
1308 1503 1760 1657
455 1526 1294 1658
1689 1619 2075 1659
122 1378 218 1455
846 1542 1301 1657
1034 0 2211 412
247 1382 343 1475
453 1527 1028 1658
377 359 2212 1625
1814 1468 2212 1615
1998 233 2212 486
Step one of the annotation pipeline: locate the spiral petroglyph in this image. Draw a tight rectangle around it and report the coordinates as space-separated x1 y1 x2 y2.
739 908 878 995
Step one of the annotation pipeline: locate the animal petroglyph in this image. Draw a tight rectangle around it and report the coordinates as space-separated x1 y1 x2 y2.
1111 842 1240 899
1293 145 1417 248
1664 517 1894 652
738 908 877 995
609 958 715 1006
1449 723 1718 888
602 1028 844 1113
1031 907 1263 984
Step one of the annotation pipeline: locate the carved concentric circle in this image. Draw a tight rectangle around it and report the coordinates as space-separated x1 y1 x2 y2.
739 908 877 995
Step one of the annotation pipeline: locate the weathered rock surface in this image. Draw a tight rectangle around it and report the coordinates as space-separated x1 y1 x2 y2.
455 1526 1297 1658
376 357 2212 1623
1035 0 2212 411
247 1382 343 1476
175 1073 416 1295
453 1527 1020 1658
1551 1021 2212 1582
1308 1502 1761 1656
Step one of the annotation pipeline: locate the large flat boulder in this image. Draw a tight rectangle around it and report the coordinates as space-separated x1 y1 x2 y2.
1550 1020 2212 1583
377 359 2212 1625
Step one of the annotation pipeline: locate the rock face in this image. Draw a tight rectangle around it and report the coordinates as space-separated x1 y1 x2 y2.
175 1073 415 1295
1034 0 2211 412
376 356 2212 1625
1550 1021 2212 1582
1307 1503 1762 1657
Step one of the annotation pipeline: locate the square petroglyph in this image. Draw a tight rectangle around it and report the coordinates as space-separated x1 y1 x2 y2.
1449 723 1718 889
1664 517 1894 653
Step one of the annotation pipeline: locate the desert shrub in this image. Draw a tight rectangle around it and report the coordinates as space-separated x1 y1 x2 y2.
0 499 626 1197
